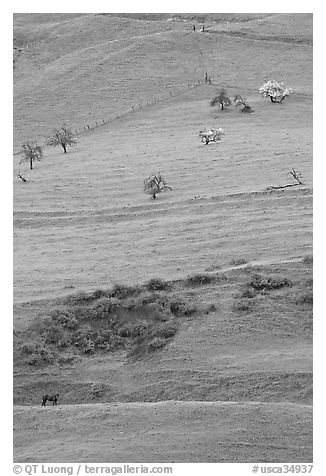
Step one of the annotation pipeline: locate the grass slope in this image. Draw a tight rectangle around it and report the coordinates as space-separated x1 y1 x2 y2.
14 401 312 463
13 13 312 148
13 13 313 463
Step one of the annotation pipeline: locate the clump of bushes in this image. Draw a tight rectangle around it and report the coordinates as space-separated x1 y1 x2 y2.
64 290 108 306
250 274 292 292
91 383 105 399
295 291 313 306
108 284 142 300
147 337 167 352
234 298 254 313
229 258 248 267
186 273 217 287
169 299 197 316
146 278 172 292
19 342 55 365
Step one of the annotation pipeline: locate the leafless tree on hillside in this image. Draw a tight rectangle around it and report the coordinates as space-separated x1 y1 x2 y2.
210 88 232 111
19 141 43 170
144 173 172 199
267 169 304 190
46 125 77 154
17 170 27 182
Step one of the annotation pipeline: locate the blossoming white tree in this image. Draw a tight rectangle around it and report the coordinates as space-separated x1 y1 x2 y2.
259 80 293 103
199 128 224 145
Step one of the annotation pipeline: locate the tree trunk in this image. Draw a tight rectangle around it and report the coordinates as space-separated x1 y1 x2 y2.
221 102 224 110
30 158 33 170
62 143 67 153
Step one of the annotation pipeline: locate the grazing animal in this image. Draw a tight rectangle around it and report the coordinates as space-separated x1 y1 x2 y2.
42 393 59 407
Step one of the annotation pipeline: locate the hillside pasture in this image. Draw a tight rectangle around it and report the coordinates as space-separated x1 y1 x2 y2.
13 13 313 464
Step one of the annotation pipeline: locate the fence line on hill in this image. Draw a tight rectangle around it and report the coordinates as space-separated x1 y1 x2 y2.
13 78 210 156
72 78 209 138
15 78 309 155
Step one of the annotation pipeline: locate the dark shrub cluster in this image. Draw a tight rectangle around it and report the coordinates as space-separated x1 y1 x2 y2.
64 290 108 306
91 383 105 399
296 291 313 306
146 278 172 292
250 275 292 292
186 273 217 287
19 342 54 365
234 298 255 313
108 284 142 300
169 299 196 316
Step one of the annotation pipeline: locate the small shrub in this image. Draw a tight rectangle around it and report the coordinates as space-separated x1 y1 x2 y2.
108 284 141 300
43 325 65 345
91 383 105 399
250 275 292 291
241 287 256 299
229 258 248 266
118 321 151 338
146 278 172 292
156 323 178 339
234 298 254 313
147 337 167 352
49 310 79 329
64 292 99 306
19 342 54 365
186 273 216 286
89 298 120 320
296 292 313 306
169 300 196 316
91 289 109 300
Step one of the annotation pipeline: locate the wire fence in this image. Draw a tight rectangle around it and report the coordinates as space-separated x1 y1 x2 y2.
13 77 311 156
13 78 212 156
71 78 211 137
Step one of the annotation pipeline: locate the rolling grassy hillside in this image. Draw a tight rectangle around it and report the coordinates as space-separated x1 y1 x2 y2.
13 13 313 463
14 401 312 462
13 13 312 149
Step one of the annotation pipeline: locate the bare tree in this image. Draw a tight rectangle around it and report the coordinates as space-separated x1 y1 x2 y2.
19 141 43 170
234 95 253 113
144 173 172 199
267 169 304 190
210 88 232 111
17 170 27 182
46 125 77 153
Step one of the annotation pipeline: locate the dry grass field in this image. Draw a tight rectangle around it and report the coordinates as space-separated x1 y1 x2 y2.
13 13 312 463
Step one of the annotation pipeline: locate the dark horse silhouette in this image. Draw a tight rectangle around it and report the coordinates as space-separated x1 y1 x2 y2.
42 393 59 407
